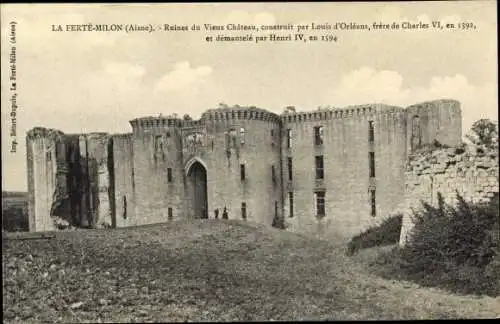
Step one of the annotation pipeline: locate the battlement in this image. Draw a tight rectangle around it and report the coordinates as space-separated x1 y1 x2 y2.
280 104 405 123
29 100 461 138
200 105 281 123
129 116 182 131
111 133 133 140
85 132 109 140
26 127 65 140
182 119 205 128
25 97 465 238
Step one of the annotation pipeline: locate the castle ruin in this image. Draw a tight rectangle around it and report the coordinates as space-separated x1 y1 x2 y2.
26 99 463 240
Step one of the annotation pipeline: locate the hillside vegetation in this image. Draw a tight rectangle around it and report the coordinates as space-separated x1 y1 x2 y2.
3 220 499 322
376 193 499 297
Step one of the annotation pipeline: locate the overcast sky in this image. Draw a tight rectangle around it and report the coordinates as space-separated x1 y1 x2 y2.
1 2 497 191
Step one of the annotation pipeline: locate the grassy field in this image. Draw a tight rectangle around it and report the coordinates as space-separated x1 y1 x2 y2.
3 220 499 322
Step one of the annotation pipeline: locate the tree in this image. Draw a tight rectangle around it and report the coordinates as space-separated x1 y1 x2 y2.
183 114 193 121
466 119 498 149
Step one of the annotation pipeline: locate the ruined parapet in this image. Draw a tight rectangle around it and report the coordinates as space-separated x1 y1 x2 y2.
26 127 69 231
129 115 182 135
201 105 281 123
405 99 462 154
399 145 499 246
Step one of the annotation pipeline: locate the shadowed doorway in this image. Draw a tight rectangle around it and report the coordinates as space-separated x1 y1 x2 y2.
187 161 208 219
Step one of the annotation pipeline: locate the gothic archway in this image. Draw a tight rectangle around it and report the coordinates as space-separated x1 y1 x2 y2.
186 161 208 219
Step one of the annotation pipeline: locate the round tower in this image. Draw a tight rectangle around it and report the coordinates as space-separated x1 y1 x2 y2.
199 105 282 225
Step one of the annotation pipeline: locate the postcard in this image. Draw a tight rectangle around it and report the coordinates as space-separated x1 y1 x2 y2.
2 2 498 322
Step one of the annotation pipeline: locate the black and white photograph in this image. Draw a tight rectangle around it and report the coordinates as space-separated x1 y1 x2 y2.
1 2 499 322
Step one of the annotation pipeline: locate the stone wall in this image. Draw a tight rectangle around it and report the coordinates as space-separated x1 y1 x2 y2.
111 134 136 228
26 128 114 231
26 128 65 231
406 100 462 153
281 105 408 241
26 100 466 236
399 145 499 245
85 133 113 228
200 109 282 226
130 119 184 226
126 108 283 227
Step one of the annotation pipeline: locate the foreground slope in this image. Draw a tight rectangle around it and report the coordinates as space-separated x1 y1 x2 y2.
3 220 498 322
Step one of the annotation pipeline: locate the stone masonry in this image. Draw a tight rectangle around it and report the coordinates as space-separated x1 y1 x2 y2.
398 145 499 246
26 99 464 242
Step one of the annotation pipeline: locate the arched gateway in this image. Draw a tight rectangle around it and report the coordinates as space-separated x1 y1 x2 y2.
185 157 208 219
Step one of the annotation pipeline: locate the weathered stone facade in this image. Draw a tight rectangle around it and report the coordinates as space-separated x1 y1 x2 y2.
398 145 499 246
26 128 114 231
281 100 461 240
26 99 464 240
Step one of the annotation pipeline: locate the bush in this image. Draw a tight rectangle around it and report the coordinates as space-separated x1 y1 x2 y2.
346 214 403 256
484 253 500 296
377 192 499 296
466 118 498 150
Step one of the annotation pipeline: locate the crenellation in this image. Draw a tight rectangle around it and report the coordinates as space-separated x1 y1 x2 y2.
27 99 468 240
281 104 407 124
130 116 183 133
201 106 280 123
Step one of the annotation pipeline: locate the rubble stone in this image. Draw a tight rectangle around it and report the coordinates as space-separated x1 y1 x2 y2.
399 145 499 246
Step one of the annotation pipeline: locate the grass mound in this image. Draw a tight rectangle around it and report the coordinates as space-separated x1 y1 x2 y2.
3 219 498 322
